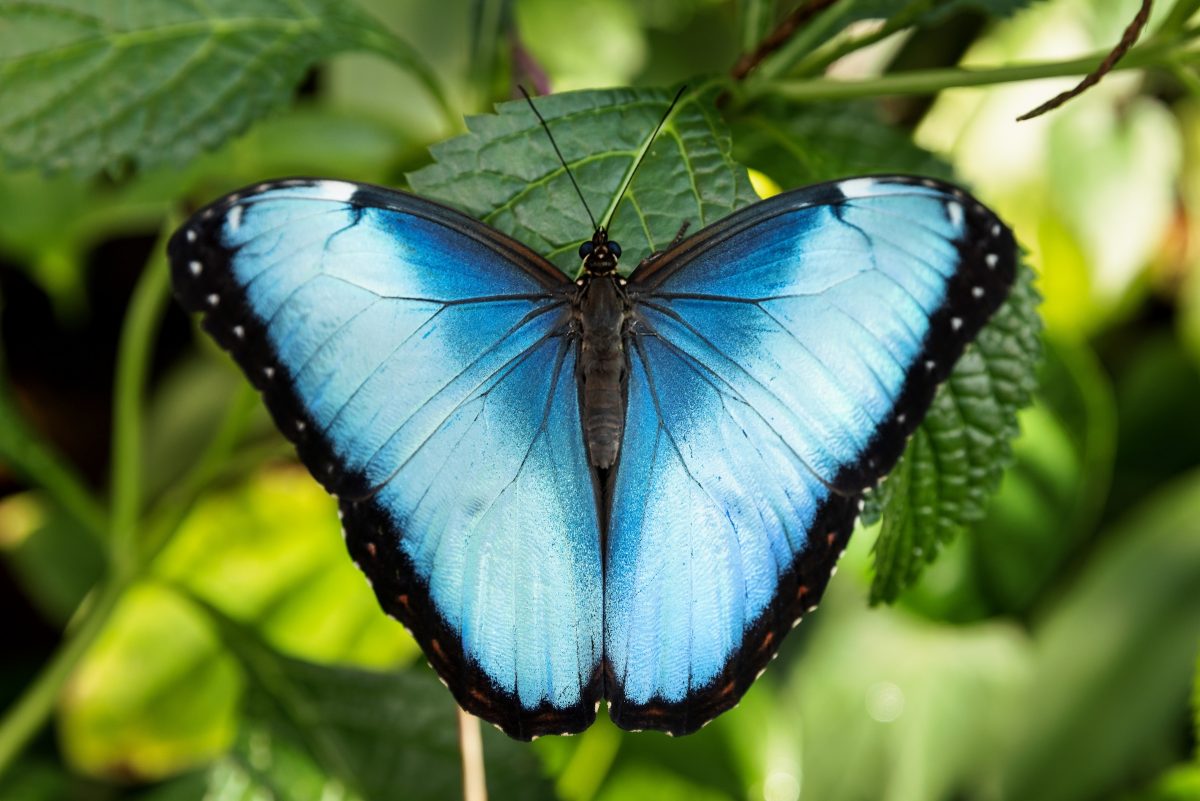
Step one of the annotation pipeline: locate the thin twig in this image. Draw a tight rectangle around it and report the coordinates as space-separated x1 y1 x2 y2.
457 707 488 801
1017 0 1153 121
731 0 843 80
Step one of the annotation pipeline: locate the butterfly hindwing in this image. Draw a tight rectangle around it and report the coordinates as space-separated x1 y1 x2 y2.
169 180 604 739
606 176 1018 733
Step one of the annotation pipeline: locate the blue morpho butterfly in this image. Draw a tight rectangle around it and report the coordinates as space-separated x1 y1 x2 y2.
169 87 1017 740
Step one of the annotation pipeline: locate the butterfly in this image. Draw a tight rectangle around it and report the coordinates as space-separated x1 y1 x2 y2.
168 91 1017 740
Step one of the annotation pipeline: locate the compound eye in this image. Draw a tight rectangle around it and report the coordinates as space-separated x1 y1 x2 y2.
579 241 594 259
608 241 622 258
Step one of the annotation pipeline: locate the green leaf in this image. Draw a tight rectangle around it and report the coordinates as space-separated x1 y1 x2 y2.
870 264 1041 603
59 469 416 781
596 765 736 801
408 84 759 275
0 0 449 175
737 0 774 52
203 603 556 801
774 576 1031 801
0 758 71 801
58 583 244 780
1002 468 1200 801
1126 765 1200 801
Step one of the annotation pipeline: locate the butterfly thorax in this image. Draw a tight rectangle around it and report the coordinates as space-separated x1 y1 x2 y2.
575 232 630 470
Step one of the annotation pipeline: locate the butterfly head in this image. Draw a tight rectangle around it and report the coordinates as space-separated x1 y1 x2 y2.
579 228 622 275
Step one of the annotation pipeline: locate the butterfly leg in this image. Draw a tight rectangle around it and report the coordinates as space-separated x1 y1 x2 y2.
635 221 691 270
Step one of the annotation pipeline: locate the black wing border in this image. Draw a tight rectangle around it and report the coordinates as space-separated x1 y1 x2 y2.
169 178 603 740
609 175 1018 734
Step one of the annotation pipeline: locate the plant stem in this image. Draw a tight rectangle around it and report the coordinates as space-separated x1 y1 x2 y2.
791 8 923 78
0 574 129 778
1160 0 1200 35
139 383 260 563
110 221 175 572
742 37 1186 103
457 707 488 801
0 220 183 779
751 0 848 81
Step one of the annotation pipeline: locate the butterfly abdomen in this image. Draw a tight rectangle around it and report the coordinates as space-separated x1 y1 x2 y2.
577 275 629 469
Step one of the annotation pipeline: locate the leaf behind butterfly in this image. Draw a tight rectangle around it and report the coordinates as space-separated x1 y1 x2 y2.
407 84 760 275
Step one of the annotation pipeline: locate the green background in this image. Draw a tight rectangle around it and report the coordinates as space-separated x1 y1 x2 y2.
1 0 1199 799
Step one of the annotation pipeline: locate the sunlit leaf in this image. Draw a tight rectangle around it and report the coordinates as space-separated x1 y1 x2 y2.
60 583 244 780
0 0 445 175
408 84 758 274
154 467 415 666
1046 98 1181 314
59 468 417 781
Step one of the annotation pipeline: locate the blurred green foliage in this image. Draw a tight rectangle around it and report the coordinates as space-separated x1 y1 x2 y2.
1 0 1199 799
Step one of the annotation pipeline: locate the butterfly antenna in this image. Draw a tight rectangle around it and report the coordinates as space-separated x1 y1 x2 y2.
604 85 687 229
519 85 598 232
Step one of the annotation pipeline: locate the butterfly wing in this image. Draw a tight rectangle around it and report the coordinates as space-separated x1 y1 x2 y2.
606 176 1017 733
169 180 603 739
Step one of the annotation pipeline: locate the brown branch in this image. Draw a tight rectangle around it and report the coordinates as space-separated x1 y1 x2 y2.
731 0 843 81
1017 0 1153 121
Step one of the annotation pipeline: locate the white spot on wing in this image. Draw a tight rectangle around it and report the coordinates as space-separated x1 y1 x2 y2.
837 177 878 198
946 201 964 228
185 229 197 243
972 286 985 298
312 180 357 202
206 293 219 307
985 253 999 268
951 316 963 331
227 205 244 231
188 260 202 276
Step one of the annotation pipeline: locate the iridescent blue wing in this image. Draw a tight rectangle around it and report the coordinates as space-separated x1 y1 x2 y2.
606 176 1017 733
169 180 603 739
